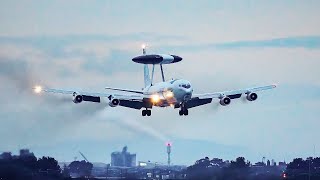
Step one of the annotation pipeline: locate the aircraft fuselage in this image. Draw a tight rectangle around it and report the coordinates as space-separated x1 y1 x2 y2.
143 79 193 107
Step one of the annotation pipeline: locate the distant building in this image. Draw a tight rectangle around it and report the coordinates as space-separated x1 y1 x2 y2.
267 160 271 166
111 146 136 167
253 162 266 167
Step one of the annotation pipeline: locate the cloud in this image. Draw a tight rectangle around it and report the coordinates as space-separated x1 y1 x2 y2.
154 36 320 52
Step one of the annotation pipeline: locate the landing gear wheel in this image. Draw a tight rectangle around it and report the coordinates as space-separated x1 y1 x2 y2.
142 109 151 117
142 110 146 116
179 108 189 116
146 110 151 116
184 109 189 116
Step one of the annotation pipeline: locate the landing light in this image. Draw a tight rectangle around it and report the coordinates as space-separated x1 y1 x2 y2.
141 44 147 49
34 86 42 93
151 94 160 103
164 91 174 98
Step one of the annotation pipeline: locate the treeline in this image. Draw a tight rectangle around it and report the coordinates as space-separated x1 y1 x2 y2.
187 157 260 180
0 153 93 180
286 157 320 180
186 156 320 180
2 151 320 180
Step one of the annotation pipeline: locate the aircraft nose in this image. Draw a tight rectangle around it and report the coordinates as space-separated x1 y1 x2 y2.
184 92 192 101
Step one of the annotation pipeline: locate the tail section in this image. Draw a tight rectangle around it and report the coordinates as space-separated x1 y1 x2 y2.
144 64 151 88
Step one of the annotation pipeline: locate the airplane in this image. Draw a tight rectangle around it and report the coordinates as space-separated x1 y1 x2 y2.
33 44 276 116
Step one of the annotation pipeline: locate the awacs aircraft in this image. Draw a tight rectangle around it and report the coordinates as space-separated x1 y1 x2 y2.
34 44 276 116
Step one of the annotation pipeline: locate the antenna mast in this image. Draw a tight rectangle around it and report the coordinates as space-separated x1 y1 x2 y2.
79 151 89 162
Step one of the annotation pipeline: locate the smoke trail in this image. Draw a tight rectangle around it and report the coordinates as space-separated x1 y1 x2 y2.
0 59 36 92
0 58 108 148
0 58 106 111
96 109 168 142
0 57 168 146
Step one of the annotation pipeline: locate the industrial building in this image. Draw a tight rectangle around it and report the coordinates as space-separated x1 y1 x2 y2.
111 146 136 167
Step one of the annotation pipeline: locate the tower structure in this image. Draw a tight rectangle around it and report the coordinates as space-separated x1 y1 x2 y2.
166 142 171 166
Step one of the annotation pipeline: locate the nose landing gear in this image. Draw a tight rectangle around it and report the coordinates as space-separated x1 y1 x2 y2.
179 106 189 116
142 109 151 116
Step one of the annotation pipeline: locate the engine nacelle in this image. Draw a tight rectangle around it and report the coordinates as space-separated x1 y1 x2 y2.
220 96 231 106
109 98 120 107
246 92 258 101
73 95 83 104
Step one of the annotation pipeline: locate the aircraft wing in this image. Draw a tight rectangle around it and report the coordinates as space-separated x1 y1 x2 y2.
193 84 277 99
187 84 276 109
34 86 144 102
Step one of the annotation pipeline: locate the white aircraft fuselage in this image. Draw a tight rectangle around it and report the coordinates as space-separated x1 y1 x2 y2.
143 79 193 107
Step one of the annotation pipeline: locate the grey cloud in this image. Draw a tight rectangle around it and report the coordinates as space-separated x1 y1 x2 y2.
0 32 187 51
153 36 320 53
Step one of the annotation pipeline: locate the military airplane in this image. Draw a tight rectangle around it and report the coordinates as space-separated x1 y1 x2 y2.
34 44 276 116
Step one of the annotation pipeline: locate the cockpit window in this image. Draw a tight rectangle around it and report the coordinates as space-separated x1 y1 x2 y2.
181 84 191 89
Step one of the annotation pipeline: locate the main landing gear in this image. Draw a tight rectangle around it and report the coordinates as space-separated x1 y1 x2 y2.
179 108 189 116
142 109 151 116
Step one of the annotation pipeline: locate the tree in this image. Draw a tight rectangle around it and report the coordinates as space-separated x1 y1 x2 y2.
210 158 227 167
229 157 250 169
221 157 251 180
68 160 93 177
287 158 308 170
0 153 37 180
61 164 71 178
37 156 61 177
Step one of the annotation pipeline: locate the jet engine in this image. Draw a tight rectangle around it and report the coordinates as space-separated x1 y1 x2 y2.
246 92 258 101
109 98 120 107
220 96 231 106
73 95 83 104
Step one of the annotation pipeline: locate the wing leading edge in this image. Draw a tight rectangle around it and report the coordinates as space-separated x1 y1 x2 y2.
34 86 144 103
187 84 276 109
193 84 277 100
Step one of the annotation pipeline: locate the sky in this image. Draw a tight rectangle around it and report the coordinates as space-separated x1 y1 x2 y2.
0 0 320 165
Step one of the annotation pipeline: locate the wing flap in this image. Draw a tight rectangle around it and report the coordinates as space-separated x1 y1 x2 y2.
227 93 242 99
82 95 101 103
185 98 212 109
119 100 144 109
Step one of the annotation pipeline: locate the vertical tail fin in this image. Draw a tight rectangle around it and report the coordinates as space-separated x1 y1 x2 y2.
144 64 151 88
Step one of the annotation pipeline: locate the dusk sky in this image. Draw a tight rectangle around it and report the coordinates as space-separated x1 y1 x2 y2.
1 0 320 165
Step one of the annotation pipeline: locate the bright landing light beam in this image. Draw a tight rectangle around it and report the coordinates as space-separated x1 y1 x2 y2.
34 86 42 93
151 94 160 103
164 91 174 98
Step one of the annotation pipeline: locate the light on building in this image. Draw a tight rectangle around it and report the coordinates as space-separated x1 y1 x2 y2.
139 162 147 167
